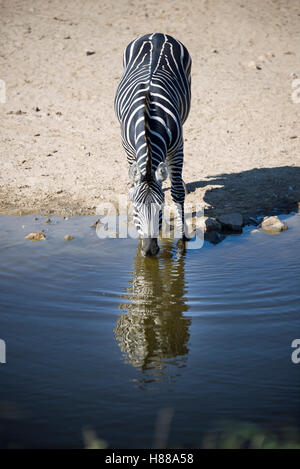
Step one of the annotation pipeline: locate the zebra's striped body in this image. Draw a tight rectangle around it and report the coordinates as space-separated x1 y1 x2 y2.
115 33 191 255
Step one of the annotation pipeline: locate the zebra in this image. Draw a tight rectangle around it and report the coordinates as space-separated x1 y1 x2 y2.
115 33 191 256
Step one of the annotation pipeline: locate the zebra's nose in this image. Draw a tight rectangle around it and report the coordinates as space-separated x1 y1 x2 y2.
141 238 160 257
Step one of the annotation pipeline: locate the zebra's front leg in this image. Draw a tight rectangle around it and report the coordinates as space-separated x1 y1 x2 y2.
167 154 189 244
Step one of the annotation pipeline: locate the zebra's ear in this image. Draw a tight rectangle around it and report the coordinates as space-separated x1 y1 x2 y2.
129 162 142 184
155 162 168 185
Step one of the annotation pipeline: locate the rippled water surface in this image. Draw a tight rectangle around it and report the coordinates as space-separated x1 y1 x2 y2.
0 214 299 448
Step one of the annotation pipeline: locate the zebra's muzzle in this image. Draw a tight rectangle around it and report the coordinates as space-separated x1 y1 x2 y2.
141 238 160 257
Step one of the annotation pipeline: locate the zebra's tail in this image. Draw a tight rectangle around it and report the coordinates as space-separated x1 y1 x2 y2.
144 92 152 183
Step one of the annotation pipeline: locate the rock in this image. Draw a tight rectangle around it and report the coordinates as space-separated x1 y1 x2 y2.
64 235 74 241
217 213 243 233
44 218 51 224
25 231 46 241
204 217 222 232
247 60 261 70
204 230 225 244
244 216 259 226
261 216 288 234
250 229 260 234
86 50 96 56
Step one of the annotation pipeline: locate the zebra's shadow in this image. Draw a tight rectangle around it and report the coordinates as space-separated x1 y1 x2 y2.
183 165 300 219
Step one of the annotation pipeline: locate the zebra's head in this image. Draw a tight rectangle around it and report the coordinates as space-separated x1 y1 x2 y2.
129 161 168 257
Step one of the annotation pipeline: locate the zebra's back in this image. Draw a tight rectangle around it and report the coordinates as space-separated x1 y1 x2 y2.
115 33 191 174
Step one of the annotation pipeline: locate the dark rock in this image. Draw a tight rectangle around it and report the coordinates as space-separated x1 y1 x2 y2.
245 217 256 226
204 230 225 244
205 217 222 232
217 213 243 233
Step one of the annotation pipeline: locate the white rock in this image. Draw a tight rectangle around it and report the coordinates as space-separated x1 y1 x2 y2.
261 216 288 234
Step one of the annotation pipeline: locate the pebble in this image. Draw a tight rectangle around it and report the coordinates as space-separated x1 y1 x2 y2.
261 216 288 234
64 235 74 241
248 61 261 70
25 231 46 241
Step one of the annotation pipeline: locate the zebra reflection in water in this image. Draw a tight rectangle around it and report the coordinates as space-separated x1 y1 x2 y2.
115 240 191 382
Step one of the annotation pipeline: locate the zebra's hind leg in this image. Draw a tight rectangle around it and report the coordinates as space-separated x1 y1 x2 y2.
127 153 138 201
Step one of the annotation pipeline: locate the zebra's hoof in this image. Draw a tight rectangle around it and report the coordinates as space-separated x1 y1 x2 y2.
176 238 187 255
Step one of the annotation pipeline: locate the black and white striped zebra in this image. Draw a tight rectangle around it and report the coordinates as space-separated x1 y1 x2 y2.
115 33 191 256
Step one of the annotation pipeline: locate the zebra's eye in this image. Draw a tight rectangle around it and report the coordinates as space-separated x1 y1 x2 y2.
129 162 142 184
155 162 168 185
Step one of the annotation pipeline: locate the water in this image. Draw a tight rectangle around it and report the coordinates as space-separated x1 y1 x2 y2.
0 213 299 448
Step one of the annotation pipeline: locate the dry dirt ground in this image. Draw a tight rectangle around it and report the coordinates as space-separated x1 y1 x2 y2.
0 0 299 219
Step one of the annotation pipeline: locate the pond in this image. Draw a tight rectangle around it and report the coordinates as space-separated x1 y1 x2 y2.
0 213 299 448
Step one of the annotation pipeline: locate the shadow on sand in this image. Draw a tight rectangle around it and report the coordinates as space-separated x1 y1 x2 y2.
184 165 300 220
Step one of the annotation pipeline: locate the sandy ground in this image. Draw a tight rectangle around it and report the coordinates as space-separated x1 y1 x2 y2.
0 0 300 219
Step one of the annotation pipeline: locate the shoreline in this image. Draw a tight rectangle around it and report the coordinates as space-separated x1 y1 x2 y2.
0 182 299 222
